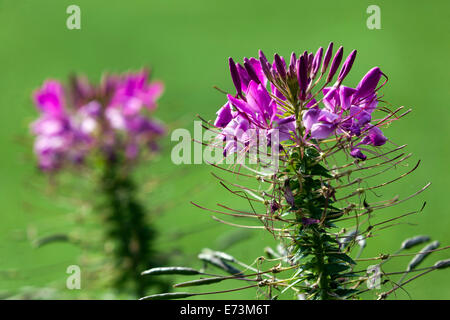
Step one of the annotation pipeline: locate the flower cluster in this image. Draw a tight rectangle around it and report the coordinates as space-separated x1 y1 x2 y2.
214 43 388 160
31 70 165 171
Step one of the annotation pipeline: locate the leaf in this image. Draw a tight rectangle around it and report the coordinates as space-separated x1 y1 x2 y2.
335 288 359 297
324 263 351 275
327 253 356 265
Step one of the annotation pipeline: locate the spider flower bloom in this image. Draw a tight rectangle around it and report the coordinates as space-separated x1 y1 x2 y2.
214 45 388 161
31 70 165 171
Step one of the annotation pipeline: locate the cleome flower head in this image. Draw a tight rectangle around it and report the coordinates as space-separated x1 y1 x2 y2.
213 43 389 161
31 69 165 171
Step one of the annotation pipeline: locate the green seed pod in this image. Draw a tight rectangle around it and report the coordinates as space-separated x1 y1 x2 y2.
33 234 70 248
400 235 430 250
139 292 196 300
174 276 226 288
356 235 366 248
265 247 281 259
198 252 243 276
433 259 450 270
141 267 201 276
407 241 440 272
212 250 236 262
339 229 357 248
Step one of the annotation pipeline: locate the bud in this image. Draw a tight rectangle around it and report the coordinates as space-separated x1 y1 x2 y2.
311 47 323 77
321 42 334 74
274 54 287 79
326 46 343 82
296 55 308 101
258 50 272 80
337 49 357 83
289 52 297 75
243 57 261 84
228 57 242 95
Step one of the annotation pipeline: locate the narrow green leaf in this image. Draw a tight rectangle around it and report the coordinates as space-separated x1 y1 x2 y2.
328 253 356 265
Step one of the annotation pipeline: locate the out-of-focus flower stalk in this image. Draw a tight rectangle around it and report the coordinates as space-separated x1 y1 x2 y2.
30 69 168 297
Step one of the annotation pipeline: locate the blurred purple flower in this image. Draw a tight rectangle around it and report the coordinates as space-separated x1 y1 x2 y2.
31 70 165 171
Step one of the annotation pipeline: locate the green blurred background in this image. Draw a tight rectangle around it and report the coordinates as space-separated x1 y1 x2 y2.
0 0 448 299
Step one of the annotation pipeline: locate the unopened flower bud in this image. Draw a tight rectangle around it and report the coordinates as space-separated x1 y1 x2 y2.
338 49 357 83
321 42 334 74
327 46 343 82
228 57 241 95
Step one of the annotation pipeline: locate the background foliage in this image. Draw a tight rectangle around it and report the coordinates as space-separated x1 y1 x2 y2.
0 0 448 299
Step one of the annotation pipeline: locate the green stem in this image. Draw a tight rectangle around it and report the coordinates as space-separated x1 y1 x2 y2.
99 153 168 297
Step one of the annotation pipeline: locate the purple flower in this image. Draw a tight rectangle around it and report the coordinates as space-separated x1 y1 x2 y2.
302 217 320 226
214 46 390 161
33 80 65 115
31 70 166 172
354 67 383 101
111 70 164 115
350 148 367 160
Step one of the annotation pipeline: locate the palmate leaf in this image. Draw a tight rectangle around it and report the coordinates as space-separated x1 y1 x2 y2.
324 263 351 275
327 253 356 265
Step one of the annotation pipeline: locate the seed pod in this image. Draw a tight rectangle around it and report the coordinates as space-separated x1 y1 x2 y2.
433 259 450 270
174 276 226 288
212 250 236 262
356 235 366 248
33 234 70 248
265 246 281 259
339 229 357 248
198 251 243 276
400 235 430 250
407 241 440 272
139 292 196 300
141 267 201 276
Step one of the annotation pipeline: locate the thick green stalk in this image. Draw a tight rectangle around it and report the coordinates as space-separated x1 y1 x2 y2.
98 153 168 297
